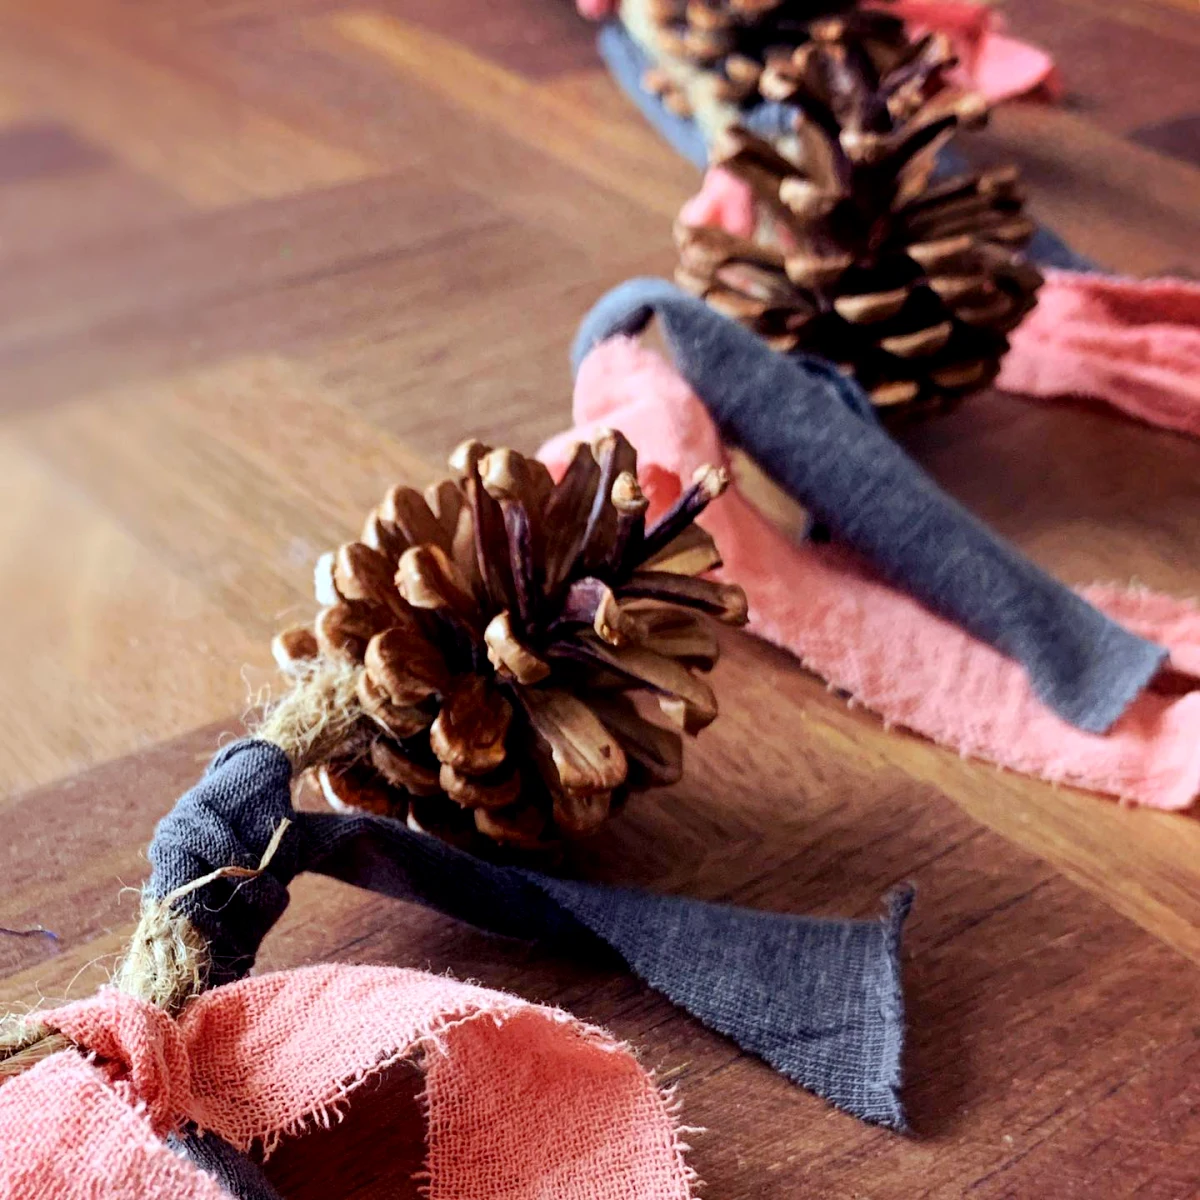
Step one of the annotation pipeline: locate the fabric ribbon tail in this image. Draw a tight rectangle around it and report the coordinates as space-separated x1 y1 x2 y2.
538 879 914 1130
552 335 1200 811
998 270 1200 439
298 801 915 1125
158 742 914 1127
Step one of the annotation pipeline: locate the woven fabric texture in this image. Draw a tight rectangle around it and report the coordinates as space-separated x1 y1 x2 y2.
9 965 695 1200
150 740 911 1129
0 1053 229 1200
541 336 1200 810
167 1130 283 1200
571 280 1167 734
999 270 1200 438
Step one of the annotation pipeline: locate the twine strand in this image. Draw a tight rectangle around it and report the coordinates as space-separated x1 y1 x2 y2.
0 821 294 1081
0 659 364 1083
252 659 366 773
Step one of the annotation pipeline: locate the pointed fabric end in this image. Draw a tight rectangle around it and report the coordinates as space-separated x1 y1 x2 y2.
874 884 915 1132
159 742 916 1133
534 877 914 1129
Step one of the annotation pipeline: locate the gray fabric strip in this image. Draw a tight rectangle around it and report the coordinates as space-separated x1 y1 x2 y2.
571 279 1165 733
170 1131 283 1200
163 739 912 1194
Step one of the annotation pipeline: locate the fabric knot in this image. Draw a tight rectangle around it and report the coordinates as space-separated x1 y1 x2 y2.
41 988 192 1135
149 739 299 987
135 739 915 1128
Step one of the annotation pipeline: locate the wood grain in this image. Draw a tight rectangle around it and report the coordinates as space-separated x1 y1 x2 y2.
0 0 1198 1195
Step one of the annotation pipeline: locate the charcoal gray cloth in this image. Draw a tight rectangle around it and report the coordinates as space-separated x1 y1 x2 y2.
158 736 910 1198
597 21 1101 273
572 279 1166 733
169 1131 283 1200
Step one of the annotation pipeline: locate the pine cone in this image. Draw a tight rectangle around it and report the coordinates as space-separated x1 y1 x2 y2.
674 23 1044 421
639 0 910 108
272 435 747 852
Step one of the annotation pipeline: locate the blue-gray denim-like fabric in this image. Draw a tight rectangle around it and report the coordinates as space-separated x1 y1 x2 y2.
572 280 1166 733
161 740 912 1195
168 1131 283 1200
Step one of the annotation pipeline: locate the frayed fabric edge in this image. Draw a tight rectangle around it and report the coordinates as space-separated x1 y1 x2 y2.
874 885 915 1134
189 989 699 1200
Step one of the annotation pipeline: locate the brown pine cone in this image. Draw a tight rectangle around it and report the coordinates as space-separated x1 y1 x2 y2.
639 0 911 107
272 435 747 852
674 22 1044 421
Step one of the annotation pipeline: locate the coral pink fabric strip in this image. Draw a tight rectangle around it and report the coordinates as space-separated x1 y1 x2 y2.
541 338 1200 811
999 271 1200 438
877 0 1060 102
0 965 695 1200
0 1054 229 1200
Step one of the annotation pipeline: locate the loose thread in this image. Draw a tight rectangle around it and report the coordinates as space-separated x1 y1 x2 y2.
0 927 60 944
0 820 293 1081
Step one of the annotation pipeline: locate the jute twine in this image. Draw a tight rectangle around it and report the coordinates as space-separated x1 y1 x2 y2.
0 660 366 1083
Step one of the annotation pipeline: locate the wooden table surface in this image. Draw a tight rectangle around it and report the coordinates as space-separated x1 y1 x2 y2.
2 1 1199 1196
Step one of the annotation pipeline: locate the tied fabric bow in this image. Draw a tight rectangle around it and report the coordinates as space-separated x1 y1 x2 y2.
0 965 696 1200
541 332 1200 810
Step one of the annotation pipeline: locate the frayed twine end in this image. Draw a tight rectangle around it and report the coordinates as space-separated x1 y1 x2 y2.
251 659 368 774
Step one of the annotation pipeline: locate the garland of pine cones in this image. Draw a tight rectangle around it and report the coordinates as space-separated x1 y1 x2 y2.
272 434 746 852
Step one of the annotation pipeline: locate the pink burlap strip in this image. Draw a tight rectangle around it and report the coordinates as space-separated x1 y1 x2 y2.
0 964 696 1200
999 271 1200 439
0 1054 230 1200
539 337 1200 811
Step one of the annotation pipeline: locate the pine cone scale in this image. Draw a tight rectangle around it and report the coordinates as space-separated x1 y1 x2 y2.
429 676 511 776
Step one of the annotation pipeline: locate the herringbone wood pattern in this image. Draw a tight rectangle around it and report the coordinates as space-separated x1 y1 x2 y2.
1 1 1198 1195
